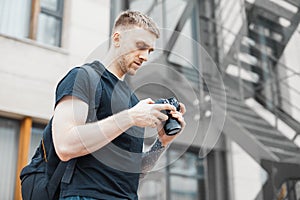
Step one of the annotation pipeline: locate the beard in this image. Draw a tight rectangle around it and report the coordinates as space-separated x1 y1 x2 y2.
117 55 136 76
117 55 128 74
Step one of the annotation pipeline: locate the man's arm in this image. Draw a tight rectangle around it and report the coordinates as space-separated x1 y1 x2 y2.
140 103 186 178
140 138 166 179
52 97 175 161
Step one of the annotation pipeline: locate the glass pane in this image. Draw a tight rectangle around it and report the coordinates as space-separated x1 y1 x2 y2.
0 118 20 200
36 13 61 46
164 0 187 31
0 0 31 38
40 0 58 11
138 172 166 200
296 181 300 199
168 17 195 68
28 124 45 162
169 150 201 177
170 176 199 200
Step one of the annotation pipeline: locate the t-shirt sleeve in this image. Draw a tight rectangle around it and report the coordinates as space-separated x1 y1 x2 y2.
55 67 90 107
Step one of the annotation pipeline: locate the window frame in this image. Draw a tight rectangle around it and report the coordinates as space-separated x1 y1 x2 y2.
29 0 64 47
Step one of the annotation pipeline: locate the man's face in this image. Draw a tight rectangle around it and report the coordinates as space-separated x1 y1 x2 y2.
115 28 156 76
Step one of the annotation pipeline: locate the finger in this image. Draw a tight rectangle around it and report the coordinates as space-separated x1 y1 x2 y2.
154 104 176 112
142 98 155 104
171 112 182 120
153 111 168 121
150 122 157 128
179 102 186 114
171 112 185 126
150 118 160 128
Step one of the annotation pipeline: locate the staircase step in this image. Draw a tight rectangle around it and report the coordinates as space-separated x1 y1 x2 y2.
207 94 254 112
249 29 285 50
255 135 300 152
229 112 275 128
212 95 250 109
203 78 228 91
248 14 284 35
284 0 300 7
242 122 284 135
268 147 300 161
240 44 276 61
225 103 259 117
248 127 289 141
204 81 243 99
254 0 295 20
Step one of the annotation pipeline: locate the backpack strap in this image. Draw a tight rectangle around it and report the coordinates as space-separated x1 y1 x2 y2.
81 64 102 123
61 159 76 184
46 64 102 194
46 161 68 199
60 64 102 184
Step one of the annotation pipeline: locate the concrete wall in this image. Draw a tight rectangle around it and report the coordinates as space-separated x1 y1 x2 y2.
230 141 268 200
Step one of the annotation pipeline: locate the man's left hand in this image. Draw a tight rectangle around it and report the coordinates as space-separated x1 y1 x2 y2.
157 102 186 147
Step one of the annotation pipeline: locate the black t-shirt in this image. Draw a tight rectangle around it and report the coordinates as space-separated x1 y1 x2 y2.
24 61 144 200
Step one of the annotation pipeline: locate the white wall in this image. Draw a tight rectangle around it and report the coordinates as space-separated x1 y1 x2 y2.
230 141 268 200
280 23 300 122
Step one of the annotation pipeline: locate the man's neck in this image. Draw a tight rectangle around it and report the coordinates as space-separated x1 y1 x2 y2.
102 50 125 80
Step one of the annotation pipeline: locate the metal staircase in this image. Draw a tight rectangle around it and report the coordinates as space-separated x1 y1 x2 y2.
157 0 300 198
205 76 300 161
200 0 300 199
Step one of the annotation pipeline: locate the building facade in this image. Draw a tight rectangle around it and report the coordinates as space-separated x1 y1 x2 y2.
0 0 300 200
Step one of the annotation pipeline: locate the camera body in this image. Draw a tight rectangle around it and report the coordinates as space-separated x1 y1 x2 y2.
155 97 181 136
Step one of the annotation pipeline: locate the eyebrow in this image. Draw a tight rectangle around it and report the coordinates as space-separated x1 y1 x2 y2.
136 41 154 52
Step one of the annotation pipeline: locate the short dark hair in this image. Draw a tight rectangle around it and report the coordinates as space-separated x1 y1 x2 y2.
113 10 160 38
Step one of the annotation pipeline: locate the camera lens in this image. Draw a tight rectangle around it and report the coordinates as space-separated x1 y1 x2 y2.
155 97 182 136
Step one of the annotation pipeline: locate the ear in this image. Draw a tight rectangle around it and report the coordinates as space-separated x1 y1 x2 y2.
112 32 120 47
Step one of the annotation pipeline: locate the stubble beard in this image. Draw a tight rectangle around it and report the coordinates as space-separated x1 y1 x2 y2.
118 55 136 76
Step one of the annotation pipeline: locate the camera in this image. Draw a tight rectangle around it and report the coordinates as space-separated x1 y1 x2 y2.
155 97 181 136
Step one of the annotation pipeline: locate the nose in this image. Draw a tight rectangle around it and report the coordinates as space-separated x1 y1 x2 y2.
139 50 148 62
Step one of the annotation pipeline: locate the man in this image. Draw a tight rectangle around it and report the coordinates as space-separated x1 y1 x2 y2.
23 10 186 200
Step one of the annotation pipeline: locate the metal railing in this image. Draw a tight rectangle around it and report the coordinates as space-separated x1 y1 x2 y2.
198 0 300 142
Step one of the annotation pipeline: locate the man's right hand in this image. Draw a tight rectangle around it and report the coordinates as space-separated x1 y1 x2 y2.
128 98 176 128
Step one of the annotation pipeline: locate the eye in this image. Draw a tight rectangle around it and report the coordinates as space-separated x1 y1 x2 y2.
136 42 148 50
148 49 154 54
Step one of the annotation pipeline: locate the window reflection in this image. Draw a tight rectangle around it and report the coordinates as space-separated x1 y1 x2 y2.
170 176 198 200
0 117 20 199
36 13 61 46
40 0 58 11
168 149 205 200
28 123 45 161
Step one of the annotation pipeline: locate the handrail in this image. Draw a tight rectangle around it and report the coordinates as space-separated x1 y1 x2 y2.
199 16 300 76
199 14 300 98
225 72 300 135
279 96 300 113
279 81 300 97
253 70 300 93
258 91 300 114
208 1 300 139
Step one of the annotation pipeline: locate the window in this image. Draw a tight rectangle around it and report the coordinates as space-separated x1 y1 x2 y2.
167 150 205 200
28 123 45 162
138 147 205 200
0 0 64 47
0 117 20 200
36 0 64 46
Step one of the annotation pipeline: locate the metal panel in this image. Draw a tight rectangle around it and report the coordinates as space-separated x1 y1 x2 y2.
282 0 300 7
254 0 295 20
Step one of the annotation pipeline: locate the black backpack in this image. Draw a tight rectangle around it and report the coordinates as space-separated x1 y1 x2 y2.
20 64 102 200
